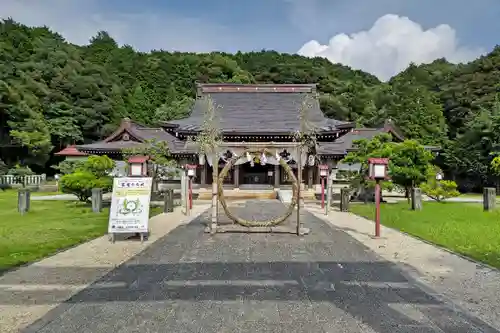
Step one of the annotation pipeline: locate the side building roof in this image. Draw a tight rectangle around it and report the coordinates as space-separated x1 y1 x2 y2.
317 120 440 157
163 83 355 135
75 118 195 155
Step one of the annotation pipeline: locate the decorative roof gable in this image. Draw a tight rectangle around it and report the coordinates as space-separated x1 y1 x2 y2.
76 118 194 154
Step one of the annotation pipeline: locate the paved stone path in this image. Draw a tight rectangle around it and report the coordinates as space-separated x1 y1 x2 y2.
16 200 500 332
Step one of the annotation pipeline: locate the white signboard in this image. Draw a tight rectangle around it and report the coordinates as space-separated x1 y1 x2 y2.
108 177 152 234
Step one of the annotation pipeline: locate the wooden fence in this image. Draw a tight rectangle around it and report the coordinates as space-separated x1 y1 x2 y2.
0 174 47 186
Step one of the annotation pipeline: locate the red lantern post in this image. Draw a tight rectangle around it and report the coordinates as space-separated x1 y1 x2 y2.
185 164 197 210
367 158 390 237
318 164 329 209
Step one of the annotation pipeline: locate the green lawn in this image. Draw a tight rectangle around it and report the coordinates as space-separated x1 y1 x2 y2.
350 202 500 268
0 191 162 271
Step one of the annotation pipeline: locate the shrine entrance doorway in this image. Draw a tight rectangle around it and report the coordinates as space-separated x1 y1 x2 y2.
241 162 273 186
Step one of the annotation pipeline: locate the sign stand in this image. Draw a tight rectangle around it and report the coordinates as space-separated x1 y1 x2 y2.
318 165 329 209
367 158 390 238
108 177 153 243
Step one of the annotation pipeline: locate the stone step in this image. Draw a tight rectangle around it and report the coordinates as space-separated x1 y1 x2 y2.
198 189 277 200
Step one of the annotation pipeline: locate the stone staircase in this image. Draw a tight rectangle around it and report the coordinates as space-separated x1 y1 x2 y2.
277 188 316 204
197 187 317 201
197 188 277 200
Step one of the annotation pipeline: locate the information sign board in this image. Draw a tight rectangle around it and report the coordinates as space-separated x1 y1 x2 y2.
108 177 152 234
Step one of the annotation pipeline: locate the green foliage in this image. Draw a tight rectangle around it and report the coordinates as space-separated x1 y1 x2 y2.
389 140 434 189
59 172 112 202
0 160 8 175
420 165 460 202
342 135 434 201
342 133 394 191
79 155 115 177
52 159 85 175
59 155 114 201
491 156 500 176
122 139 177 180
2 19 500 191
421 179 460 202
7 165 35 176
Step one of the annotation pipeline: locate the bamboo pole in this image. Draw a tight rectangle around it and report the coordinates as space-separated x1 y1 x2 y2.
296 146 303 235
210 154 218 234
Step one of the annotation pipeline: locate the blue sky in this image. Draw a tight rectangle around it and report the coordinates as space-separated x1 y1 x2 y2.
1 0 498 79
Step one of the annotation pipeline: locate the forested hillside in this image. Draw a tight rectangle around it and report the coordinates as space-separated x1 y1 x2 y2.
1 19 500 190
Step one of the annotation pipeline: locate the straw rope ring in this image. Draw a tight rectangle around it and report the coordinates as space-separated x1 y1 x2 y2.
217 148 298 227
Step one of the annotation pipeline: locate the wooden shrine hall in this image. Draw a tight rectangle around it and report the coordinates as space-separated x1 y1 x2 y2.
73 83 410 191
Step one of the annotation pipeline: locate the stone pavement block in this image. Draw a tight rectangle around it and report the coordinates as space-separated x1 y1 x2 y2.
1 205 209 333
306 204 500 331
15 201 500 333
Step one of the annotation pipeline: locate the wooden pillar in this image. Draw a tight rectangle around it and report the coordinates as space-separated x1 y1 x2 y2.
200 162 207 187
325 173 333 215
307 166 313 189
340 187 350 212
483 187 496 211
274 164 280 188
315 163 321 186
210 155 218 234
91 188 103 213
234 164 240 188
411 187 423 210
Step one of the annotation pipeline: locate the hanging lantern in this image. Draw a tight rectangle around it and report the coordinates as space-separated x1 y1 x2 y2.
308 154 315 166
198 154 205 165
246 151 252 162
261 152 267 165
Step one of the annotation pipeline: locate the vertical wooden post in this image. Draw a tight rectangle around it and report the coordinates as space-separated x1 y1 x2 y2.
321 176 325 209
234 164 240 188
307 166 313 189
200 162 207 187
325 173 333 215
340 187 350 212
374 181 381 237
91 188 103 213
18 188 30 215
274 164 280 188
163 188 174 213
296 147 304 235
210 154 218 234
483 187 496 212
411 187 423 210
181 172 187 215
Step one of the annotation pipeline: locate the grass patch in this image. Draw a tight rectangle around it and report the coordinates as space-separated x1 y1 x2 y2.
0 190 162 270
349 202 500 268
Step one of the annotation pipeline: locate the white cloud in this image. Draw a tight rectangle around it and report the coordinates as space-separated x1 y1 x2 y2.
297 14 484 81
0 0 237 52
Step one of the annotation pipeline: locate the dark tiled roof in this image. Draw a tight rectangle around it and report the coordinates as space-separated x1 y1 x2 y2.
317 129 388 155
77 119 194 154
164 84 354 134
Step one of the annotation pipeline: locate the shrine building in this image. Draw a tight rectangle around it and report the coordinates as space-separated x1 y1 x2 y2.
72 83 411 191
